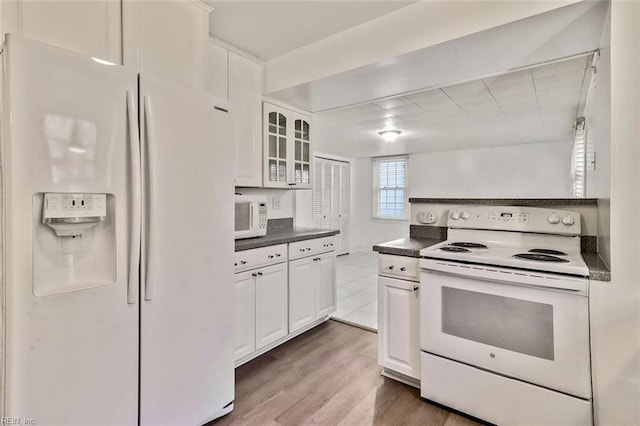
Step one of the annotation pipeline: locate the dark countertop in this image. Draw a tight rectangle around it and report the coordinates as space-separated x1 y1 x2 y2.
372 237 611 282
372 237 443 258
408 198 598 206
235 228 340 252
582 253 611 282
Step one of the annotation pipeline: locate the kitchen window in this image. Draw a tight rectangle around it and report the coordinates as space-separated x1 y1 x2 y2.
373 156 408 220
571 117 586 197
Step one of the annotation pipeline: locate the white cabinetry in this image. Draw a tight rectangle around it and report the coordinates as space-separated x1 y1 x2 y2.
378 255 421 383
263 102 312 189
0 1 122 64
289 257 316 331
204 41 228 100
230 52 263 187
205 41 263 187
123 0 211 90
234 245 288 363
288 237 337 333
255 263 288 349
234 271 256 360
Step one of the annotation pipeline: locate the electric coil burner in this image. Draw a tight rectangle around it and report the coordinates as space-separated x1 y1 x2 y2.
513 253 570 263
439 246 470 253
528 248 568 256
450 242 489 249
418 206 591 425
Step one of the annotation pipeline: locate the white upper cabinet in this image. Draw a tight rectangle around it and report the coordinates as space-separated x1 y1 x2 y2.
230 52 263 187
0 0 122 64
204 41 229 100
123 0 212 90
263 102 313 189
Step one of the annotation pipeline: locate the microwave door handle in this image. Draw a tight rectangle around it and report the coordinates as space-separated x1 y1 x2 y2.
249 204 254 230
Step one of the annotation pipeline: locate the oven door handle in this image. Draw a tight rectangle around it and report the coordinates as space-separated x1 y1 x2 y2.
421 266 588 295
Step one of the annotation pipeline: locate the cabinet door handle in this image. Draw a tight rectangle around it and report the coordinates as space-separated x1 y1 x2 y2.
413 285 419 292
251 273 257 277
388 266 394 270
268 255 274 259
306 248 312 251
240 260 247 265
257 272 263 276
400 267 406 271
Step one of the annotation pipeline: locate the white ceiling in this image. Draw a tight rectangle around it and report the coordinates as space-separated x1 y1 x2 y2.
269 0 608 112
207 1 415 60
314 55 594 158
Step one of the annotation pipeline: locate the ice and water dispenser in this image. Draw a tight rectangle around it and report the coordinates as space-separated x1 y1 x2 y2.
33 193 116 297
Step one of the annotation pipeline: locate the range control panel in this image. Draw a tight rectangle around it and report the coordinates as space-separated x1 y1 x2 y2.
448 206 581 235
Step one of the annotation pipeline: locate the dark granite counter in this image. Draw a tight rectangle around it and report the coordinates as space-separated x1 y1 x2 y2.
408 198 598 206
582 253 611 282
372 237 443 258
235 228 339 252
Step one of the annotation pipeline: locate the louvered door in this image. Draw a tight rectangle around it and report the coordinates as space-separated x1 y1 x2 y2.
312 157 350 255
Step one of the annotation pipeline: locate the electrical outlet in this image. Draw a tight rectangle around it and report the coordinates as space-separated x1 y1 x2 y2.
272 196 282 210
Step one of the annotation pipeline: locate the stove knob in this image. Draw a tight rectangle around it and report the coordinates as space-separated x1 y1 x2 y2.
547 213 560 224
461 211 470 220
450 211 460 220
562 214 575 226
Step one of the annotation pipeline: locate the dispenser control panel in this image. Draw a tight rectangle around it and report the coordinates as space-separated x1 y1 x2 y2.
43 193 107 219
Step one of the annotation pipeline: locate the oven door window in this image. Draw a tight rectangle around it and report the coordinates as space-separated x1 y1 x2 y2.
235 202 250 232
442 287 554 360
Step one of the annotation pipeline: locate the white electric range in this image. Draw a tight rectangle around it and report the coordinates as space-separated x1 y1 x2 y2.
419 206 592 425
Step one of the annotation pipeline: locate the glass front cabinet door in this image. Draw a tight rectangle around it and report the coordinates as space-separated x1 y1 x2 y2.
263 102 312 189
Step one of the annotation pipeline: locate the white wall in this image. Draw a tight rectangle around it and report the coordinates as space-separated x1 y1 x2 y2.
350 158 409 252
343 141 574 252
235 187 294 220
589 2 640 424
407 141 573 198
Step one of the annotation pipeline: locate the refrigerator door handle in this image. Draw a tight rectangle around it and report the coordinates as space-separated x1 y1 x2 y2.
127 90 141 305
142 95 157 301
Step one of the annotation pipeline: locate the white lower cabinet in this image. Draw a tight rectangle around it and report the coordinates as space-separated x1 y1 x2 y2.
316 254 337 317
233 262 288 362
378 255 421 382
234 271 256 360
289 251 337 333
289 257 316 331
255 263 288 349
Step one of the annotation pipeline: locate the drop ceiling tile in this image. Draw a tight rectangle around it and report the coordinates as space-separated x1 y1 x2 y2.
418 102 465 116
385 103 423 116
442 80 493 103
405 88 450 104
349 103 385 115
532 56 589 79
374 96 412 110
534 70 585 91
494 92 538 108
483 69 533 88
488 80 536 99
457 99 500 112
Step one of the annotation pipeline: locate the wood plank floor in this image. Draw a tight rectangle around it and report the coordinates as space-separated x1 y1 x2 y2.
210 320 482 426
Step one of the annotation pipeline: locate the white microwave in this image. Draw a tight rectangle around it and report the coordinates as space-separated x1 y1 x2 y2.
235 195 268 239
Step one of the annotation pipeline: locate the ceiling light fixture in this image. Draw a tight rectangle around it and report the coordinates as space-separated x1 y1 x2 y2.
378 129 402 143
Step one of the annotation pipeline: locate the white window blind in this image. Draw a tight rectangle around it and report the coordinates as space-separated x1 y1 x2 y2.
571 117 586 198
374 157 407 219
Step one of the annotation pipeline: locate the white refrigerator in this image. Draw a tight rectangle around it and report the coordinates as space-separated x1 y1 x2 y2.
1 35 234 425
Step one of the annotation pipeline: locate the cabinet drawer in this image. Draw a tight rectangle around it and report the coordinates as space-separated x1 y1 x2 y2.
289 236 336 260
235 244 287 273
379 254 419 282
